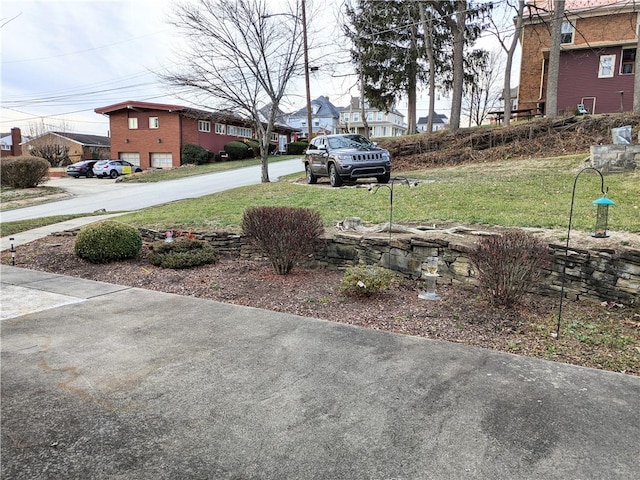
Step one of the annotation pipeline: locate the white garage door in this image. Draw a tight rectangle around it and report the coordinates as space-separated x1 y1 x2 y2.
119 153 140 164
151 153 173 169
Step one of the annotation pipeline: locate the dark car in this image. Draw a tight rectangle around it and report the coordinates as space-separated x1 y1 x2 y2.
66 160 98 178
92 160 143 179
303 134 391 187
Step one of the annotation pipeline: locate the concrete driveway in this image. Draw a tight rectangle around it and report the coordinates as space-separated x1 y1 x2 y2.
2 265 639 479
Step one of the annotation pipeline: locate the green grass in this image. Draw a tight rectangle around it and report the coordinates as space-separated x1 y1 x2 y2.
0 186 67 211
2 154 638 237
118 155 301 183
0 214 106 237
116 154 639 234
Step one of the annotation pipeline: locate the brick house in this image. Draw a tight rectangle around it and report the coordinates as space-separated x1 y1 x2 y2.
518 0 638 116
21 132 111 164
95 101 299 169
0 128 27 157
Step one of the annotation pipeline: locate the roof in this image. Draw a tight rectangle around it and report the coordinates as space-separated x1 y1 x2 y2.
417 113 448 125
24 132 110 147
95 100 187 115
526 0 631 17
290 96 341 119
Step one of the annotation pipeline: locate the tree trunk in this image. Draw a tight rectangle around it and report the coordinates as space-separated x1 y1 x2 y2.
633 37 640 113
449 1 467 131
503 0 525 125
419 3 436 133
546 0 564 119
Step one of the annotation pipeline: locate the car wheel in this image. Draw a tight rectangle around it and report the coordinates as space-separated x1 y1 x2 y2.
305 164 317 184
109 170 119 179
377 173 391 184
86 170 94 178
135 168 143 173
329 164 342 187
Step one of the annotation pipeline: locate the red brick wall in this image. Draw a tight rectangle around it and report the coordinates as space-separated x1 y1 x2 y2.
109 110 183 168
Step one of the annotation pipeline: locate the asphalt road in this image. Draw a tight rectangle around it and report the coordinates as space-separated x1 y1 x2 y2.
0 159 304 222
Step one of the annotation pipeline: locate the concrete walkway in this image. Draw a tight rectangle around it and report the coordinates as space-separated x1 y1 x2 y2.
2 264 639 479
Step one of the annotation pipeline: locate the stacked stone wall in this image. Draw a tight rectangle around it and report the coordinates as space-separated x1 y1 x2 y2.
132 228 640 306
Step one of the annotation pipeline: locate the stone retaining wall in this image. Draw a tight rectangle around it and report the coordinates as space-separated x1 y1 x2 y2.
590 144 639 173
139 228 639 305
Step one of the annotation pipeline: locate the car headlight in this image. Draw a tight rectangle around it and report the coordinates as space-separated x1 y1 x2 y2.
335 154 352 163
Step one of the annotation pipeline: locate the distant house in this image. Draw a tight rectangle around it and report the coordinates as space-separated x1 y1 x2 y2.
22 131 111 165
95 100 299 169
0 128 28 157
286 96 341 138
339 97 407 137
518 0 637 116
417 113 449 132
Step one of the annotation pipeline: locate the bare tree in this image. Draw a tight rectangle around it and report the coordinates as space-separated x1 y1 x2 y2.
546 0 565 119
486 0 525 125
161 0 304 183
26 119 72 166
462 49 504 126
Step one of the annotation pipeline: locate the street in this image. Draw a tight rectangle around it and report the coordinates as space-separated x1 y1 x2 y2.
0 159 304 222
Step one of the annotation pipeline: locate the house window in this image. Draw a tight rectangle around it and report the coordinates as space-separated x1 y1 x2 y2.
367 112 374 121
621 49 636 74
215 123 226 134
149 117 159 129
313 120 320 127
237 127 252 138
198 120 211 132
598 54 616 78
377 112 383 121
343 113 350 122
353 112 359 122
128 118 138 129
560 21 574 44
271 133 279 142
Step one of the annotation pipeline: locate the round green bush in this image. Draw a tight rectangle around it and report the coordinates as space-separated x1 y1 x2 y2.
224 141 251 160
147 237 219 269
286 141 308 155
0 156 50 188
74 220 142 264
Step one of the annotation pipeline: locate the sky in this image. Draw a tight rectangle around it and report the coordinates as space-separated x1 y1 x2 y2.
1 0 518 138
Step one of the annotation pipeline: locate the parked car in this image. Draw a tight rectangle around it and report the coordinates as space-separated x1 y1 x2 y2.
303 134 391 187
66 160 98 178
93 160 143 179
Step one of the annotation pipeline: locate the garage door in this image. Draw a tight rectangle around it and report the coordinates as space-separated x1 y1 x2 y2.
151 153 173 169
119 153 140 164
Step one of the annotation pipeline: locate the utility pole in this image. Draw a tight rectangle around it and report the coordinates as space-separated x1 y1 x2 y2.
302 0 313 140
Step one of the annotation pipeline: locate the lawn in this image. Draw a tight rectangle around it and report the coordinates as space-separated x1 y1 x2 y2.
117 154 639 235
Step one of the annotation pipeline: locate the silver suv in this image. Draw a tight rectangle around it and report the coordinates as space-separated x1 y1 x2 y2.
303 134 391 187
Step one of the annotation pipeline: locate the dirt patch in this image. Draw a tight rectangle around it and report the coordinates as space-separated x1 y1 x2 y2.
3 235 638 376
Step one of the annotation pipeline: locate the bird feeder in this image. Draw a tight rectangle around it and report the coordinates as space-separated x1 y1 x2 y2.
591 195 615 238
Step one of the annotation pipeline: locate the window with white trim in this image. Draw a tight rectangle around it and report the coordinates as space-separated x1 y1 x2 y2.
598 54 616 78
560 21 574 44
149 117 159 129
367 112 374 121
377 112 383 121
198 120 211 132
353 112 359 122
343 113 350 122
128 117 138 129
271 133 279 142
215 123 226 134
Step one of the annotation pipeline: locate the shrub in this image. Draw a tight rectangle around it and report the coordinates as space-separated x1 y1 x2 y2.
242 206 324 275
468 230 550 307
224 141 251 160
340 265 395 297
244 139 260 157
148 237 219 269
0 156 50 188
182 144 212 165
287 141 308 155
74 220 142 264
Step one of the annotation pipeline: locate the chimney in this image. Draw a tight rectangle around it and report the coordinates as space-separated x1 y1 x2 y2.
10 127 22 156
